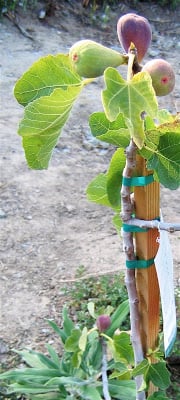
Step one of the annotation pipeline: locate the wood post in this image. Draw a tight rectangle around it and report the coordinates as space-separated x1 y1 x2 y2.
134 156 160 395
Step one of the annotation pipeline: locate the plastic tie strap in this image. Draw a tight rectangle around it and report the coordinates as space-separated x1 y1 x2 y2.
122 175 154 187
126 258 154 269
123 224 148 233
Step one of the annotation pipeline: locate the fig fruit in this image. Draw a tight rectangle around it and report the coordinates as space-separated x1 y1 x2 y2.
96 315 111 332
69 39 127 78
117 13 152 62
142 59 175 96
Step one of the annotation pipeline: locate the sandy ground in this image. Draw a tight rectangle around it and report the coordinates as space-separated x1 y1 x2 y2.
0 1 180 355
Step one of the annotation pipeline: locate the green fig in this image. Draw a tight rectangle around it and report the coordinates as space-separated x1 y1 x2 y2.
69 39 127 78
117 13 152 62
142 59 175 96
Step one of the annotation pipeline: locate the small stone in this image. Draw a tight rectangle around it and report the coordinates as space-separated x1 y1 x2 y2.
0 209 7 218
0 340 9 354
148 49 160 57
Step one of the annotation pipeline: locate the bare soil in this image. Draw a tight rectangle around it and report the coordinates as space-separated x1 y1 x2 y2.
0 0 180 359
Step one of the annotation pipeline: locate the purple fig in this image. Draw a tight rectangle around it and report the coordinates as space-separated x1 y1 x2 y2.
142 59 175 96
117 13 152 62
96 315 111 332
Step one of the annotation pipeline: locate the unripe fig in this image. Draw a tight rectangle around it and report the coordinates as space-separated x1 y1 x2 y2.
69 39 127 78
96 315 111 332
142 59 175 96
117 13 152 62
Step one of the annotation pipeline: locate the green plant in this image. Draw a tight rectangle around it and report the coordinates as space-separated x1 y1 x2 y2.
0 304 172 400
1 9 179 400
0 0 35 14
62 268 130 330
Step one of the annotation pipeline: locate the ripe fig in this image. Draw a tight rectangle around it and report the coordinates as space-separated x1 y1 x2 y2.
117 13 152 62
69 39 127 78
142 59 175 96
96 315 111 332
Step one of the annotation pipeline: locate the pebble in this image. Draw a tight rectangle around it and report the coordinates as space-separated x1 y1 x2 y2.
0 208 7 218
0 340 9 354
148 49 160 57
82 130 110 151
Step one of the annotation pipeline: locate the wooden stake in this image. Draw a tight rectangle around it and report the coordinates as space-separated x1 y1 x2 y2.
134 156 160 395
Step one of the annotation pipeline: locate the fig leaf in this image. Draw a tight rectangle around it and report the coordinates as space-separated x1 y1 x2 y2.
140 117 180 189
102 68 158 149
14 54 82 106
89 112 130 148
18 85 82 169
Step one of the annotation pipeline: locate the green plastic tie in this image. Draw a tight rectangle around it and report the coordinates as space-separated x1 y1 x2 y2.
123 224 148 233
122 175 154 187
126 258 154 269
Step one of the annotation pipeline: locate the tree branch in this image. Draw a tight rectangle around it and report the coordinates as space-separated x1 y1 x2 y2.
121 140 146 400
101 337 111 400
123 218 180 233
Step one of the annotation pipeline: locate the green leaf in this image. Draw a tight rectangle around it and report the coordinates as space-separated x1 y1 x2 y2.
6 382 58 395
132 359 149 377
148 391 169 400
109 369 131 380
156 109 174 124
79 327 88 352
77 385 102 400
108 379 136 400
106 300 129 337
65 328 81 352
147 362 171 390
30 394 63 400
113 332 134 364
102 69 158 148
88 301 97 319
86 173 119 210
45 344 61 368
18 85 82 169
107 148 126 207
89 112 130 147
86 336 102 371
147 131 180 189
71 350 82 368
14 54 82 106
112 213 122 235
13 349 57 370
46 319 67 344
0 368 60 382
62 307 75 337
29 392 63 400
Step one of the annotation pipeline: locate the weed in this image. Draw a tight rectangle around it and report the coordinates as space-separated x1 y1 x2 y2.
61 266 130 330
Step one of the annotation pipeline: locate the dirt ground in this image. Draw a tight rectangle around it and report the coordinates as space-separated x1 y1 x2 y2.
0 1 180 357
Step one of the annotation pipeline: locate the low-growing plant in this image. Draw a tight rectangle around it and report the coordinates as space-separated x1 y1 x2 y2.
62 267 130 330
0 0 36 14
0 303 172 400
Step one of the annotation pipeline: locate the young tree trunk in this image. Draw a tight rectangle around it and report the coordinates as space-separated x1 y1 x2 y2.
134 156 160 396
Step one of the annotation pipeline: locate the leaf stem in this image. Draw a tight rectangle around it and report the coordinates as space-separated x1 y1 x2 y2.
127 43 136 81
100 337 111 400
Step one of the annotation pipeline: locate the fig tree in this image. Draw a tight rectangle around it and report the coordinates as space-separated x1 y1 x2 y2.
96 314 111 332
117 13 152 62
69 39 127 78
142 59 175 96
